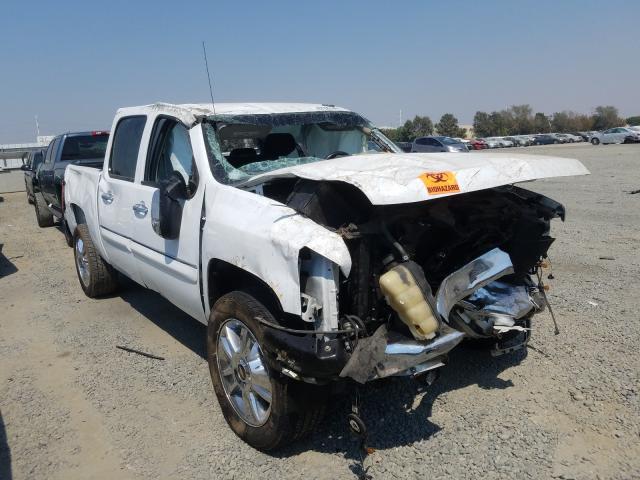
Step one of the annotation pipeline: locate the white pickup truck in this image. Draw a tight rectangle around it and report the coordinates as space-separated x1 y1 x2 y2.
64 102 589 450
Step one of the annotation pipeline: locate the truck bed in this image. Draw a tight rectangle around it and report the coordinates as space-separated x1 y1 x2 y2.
64 165 107 259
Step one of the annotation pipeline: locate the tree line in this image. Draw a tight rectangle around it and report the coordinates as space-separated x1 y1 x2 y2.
381 105 634 142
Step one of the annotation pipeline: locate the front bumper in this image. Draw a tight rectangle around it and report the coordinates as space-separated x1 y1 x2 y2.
263 248 528 384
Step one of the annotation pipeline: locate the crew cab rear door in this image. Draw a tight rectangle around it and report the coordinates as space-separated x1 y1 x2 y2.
128 115 205 322
97 115 147 284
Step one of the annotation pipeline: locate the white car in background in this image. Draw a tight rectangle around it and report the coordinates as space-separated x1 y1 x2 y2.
591 127 640 145
481 138 501 148
486 137 514 148
564 133 583 143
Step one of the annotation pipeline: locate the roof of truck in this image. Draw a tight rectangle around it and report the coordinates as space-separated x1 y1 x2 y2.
116 102 351 127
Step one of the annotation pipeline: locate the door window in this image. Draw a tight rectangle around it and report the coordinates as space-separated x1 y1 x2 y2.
32 151 44 169
45 137 60 164
108 116 146 181
145 118 198 196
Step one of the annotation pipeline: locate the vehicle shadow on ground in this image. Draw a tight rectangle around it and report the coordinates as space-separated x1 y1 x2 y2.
117 278 207 359
0 244 19 278
0 410 12 480
276 345 526 474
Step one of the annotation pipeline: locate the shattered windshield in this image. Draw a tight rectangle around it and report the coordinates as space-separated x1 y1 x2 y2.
201 111 400 185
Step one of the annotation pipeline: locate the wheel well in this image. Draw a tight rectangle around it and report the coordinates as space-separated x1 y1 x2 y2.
71 204 86 225
207 259 284 314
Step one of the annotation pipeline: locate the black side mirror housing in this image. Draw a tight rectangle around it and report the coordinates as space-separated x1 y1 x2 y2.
155 171 187 239
20 164 30 171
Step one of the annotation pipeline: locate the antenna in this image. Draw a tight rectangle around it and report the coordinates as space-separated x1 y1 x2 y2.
35 115 40 138
201 41 216 115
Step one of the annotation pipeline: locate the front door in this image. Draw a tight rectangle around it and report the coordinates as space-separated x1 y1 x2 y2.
39 137 60 206
97 115 147 284
129 116 205 321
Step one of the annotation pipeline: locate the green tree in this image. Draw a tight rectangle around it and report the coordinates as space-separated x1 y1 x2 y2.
489 111 511 136
435 113 464 137
473 111 492 137
552 110 595 132
509 104 534 134
592 106 623 130
625 116 640 126
395 115 434 141
380 128 401 142
533 112 551 133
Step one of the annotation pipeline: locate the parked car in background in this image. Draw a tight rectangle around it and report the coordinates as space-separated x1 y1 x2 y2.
33 131 109 233
564 133 580 142
547 133 568 143
591 127 640 145
482 138 502 148
395 141 413 153
486 137 514 148
466 138 488 150
412 136 468 152
21 148 45 204
555 133 582 143
63 101 589 451
504 136 527 147
513 135 534 146
532 134 560 145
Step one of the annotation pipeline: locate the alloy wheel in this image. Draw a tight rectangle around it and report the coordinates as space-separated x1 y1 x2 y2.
217 318 273 426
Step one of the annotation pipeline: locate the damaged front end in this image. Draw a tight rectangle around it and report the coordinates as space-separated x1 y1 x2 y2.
260 180 562 384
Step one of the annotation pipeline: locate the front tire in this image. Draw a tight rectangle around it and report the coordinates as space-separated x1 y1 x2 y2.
33 193 54 227
207 291 326 451
73 224 119 297
591 137 600 145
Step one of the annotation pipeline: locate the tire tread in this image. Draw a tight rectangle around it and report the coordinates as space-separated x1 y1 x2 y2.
74 224 119 297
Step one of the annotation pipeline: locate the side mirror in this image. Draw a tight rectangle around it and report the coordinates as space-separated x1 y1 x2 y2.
154 171 187 239
20 164 31 171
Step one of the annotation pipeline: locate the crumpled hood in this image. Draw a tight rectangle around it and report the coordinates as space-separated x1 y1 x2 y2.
241 152 589 205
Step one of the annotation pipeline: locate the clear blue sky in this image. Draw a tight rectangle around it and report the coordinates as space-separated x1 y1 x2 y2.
1 0 638 142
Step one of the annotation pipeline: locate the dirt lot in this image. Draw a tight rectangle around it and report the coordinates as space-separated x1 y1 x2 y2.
1 143 639 480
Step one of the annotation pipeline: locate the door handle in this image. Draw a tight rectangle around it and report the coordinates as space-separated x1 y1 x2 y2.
132 202 148 217
101 191 114 204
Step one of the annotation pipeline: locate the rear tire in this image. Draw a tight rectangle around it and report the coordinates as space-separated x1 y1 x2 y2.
33 193 54 227
207 291 327 451
591 138 600 145
73 224 119 298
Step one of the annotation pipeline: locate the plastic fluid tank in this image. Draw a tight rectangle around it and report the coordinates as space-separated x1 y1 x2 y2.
379 263 439 340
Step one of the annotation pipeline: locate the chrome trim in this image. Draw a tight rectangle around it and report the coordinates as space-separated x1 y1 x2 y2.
132 201 148 217
100 191 114 204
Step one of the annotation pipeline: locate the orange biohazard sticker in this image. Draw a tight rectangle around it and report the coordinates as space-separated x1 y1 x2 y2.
419 171 460 195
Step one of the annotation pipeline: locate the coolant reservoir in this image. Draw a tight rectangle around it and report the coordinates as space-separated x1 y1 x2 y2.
379 262 439 340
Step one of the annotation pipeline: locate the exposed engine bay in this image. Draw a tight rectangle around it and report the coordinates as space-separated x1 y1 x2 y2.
261 178 563 383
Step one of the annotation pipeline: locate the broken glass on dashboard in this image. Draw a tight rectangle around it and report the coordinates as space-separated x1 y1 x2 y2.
201 111 399 185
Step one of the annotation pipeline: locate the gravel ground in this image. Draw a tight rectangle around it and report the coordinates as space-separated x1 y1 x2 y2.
1 143 639 480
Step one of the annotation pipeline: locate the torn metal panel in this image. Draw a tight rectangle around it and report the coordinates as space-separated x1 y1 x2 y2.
435 248 514 321
201 185 351 316
339 325 464 383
